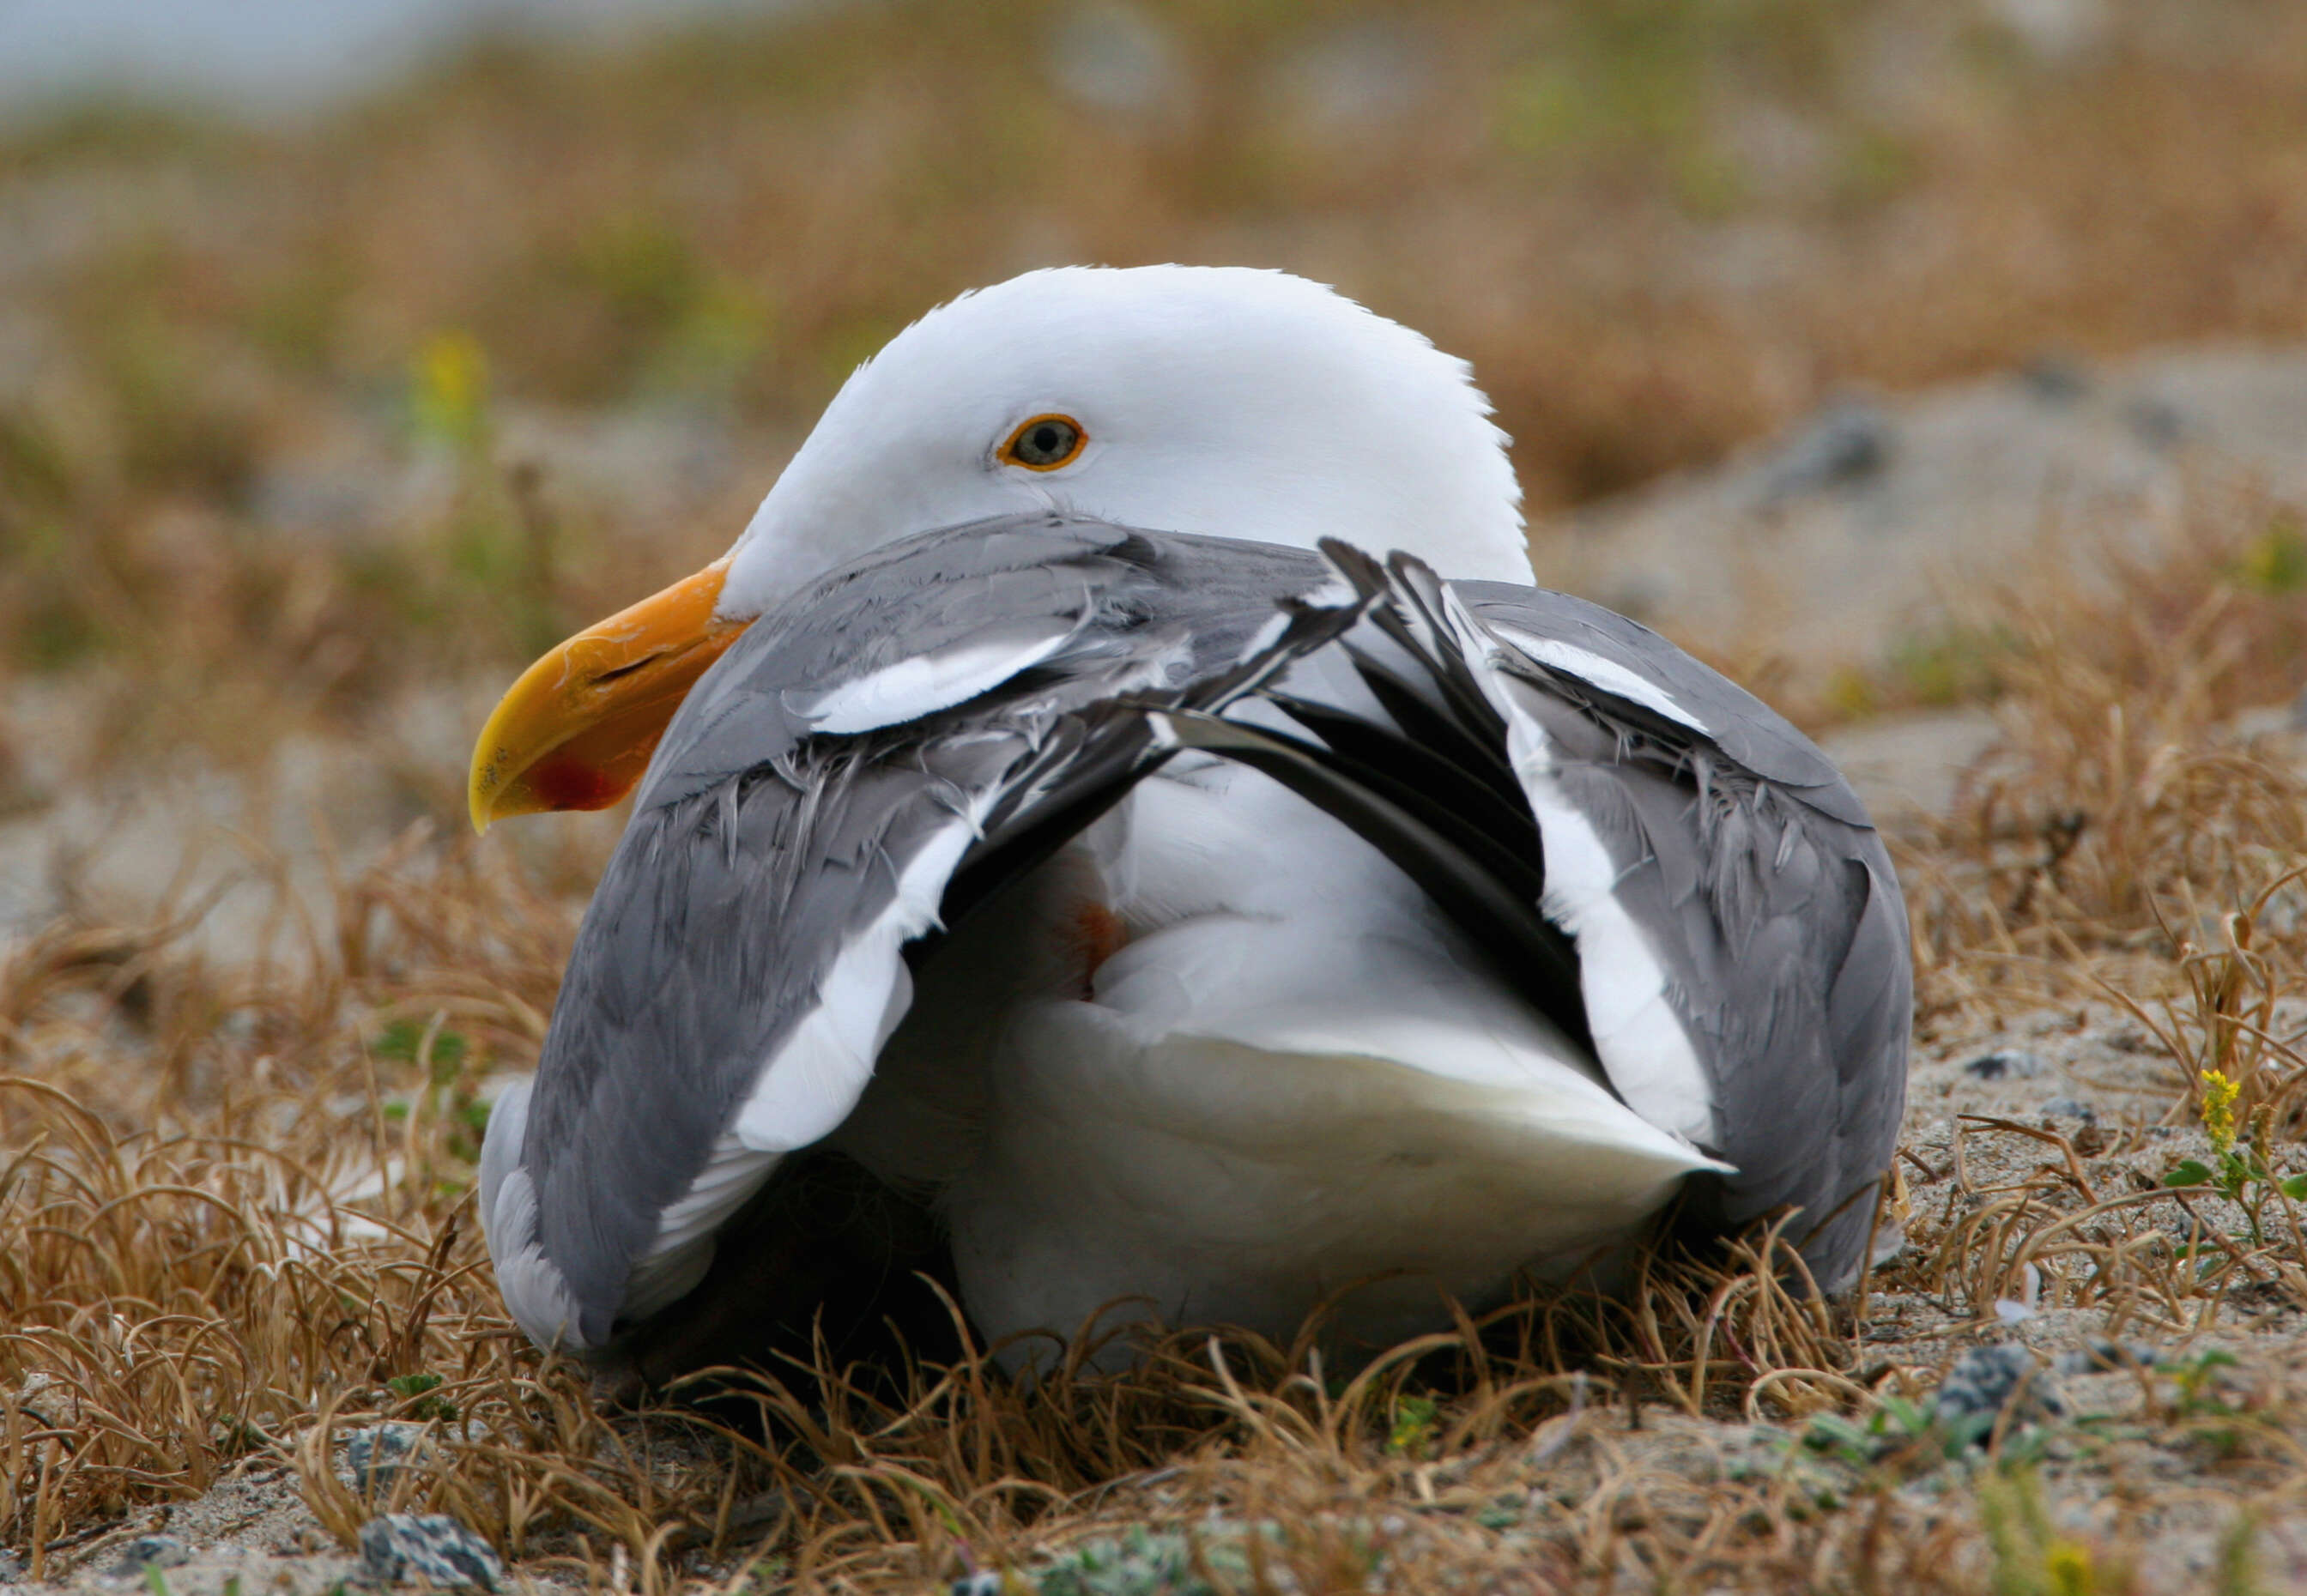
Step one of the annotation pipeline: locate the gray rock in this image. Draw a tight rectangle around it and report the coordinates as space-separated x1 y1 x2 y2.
0 1547 24 1581
2053 1338 2162 1375
358 1514 502 1591
1021 1524 1278 1596
1548 348 2307 682
15 1372 82 1430
2040 1097 2098 1125
106 1535 190 1580
344 1422 431 1497
2125 395 2185 447
1933 1345 2067 1432
2022 355 2092 403
1760 396 1893 501
1964 1049 2047 1081
1045 3 1186 121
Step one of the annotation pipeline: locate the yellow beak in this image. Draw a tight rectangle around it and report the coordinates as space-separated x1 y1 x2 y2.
468 559 751 833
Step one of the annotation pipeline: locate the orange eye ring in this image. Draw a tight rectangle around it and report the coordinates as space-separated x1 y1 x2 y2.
999 413 1088 471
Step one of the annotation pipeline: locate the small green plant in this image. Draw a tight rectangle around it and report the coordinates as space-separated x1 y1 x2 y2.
734 1556 790 1593
1036 1525 1271 1596
375 1019 469 1078
2162 1068 2307 1242
1804 1391 1997 1465
1978 1464 2110 1596
2169 1348 2243 1419
2230 515 2307 595
1385 1393 1440 1459
373 1020 492 1161
2163 1348 2268 1460
386 1371 459 1424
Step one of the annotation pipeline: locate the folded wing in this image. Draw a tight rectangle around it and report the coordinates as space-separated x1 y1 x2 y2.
1218 544 1910 1290
482 516 1911 1353
481 516 1352 1349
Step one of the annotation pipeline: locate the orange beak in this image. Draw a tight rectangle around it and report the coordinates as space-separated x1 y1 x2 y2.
468 559 751 833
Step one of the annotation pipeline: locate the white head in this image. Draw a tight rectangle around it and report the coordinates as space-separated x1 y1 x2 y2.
718 265 1530 612
471 266 1531 828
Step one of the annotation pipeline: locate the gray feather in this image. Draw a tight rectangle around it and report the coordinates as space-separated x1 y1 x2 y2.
1432 578 1910 1291
1452 581 1870 826
512 515 1342 1345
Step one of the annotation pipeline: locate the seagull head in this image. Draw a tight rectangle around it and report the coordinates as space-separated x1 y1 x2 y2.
469 264 1529 830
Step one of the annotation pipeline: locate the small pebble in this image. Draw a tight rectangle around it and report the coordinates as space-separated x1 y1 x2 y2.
2040 1097 2098 1125
106 1535 190 1580
1761 396 1893 501
1963 1049 2046 1081
359 1514 503 1591
2021 355 2092 403
344 1422 431 1496
1932 1345 2067 1432
2053 1338 2161 1375
950 1574 1005 1596
2125 396 2184 447
0 1548 25 1581
15 1372 82 1430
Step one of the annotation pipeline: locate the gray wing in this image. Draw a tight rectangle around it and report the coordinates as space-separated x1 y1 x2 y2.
1167 547 1910 1292
481 514 1344 1350
483 517 1911 1352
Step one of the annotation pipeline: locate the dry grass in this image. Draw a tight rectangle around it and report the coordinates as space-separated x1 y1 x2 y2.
0 832 1867 1587
0 491 2302 1593
1881 480 2307 1005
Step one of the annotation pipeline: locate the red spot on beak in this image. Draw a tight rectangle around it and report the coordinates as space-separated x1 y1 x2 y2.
525 753 627 813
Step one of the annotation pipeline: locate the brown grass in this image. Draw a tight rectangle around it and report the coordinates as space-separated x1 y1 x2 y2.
0 486 2302 1592
1895 484 2307 1031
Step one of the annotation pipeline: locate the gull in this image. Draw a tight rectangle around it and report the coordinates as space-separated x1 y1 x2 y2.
468 266 1910 1377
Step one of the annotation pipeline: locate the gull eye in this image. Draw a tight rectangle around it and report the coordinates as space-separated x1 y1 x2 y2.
1000 414 1087 471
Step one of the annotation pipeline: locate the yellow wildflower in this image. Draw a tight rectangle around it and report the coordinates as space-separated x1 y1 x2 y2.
412 329 491 453
2046 1539 2094 1596
2201 1068 2240 1156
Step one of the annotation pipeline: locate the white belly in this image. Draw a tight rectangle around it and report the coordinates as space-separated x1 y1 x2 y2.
837 759 1724 1368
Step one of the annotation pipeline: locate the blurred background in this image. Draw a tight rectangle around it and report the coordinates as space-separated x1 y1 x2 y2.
0 0 2304 943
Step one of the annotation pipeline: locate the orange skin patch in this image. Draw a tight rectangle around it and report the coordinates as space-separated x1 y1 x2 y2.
1062 901 1130 995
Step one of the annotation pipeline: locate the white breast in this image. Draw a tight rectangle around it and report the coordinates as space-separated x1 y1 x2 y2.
837 759 1727 1368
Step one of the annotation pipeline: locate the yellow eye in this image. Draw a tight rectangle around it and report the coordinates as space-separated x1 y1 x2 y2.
999 414 1087 471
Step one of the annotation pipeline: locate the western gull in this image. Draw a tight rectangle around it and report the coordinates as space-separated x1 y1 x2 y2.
468 265 1910 1377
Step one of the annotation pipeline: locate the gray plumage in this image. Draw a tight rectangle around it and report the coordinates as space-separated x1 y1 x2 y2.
1449 577 1908 1280
491 517 1348 1346
480 511 1909 1358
